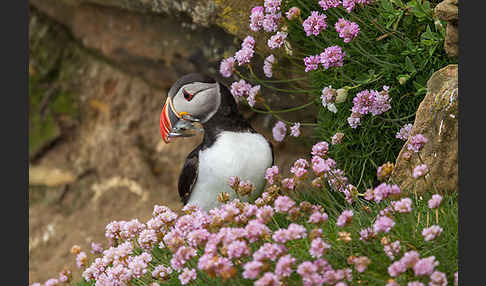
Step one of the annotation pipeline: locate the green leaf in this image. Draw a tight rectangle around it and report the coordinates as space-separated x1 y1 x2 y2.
405 56 417 73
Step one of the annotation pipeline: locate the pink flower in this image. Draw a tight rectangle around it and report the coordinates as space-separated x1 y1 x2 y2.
413 256 439 276
246 219 271 243
178 268 197 285
268 31 288 49
253 243 287 262
76 251 88 268
401 250 420 268
392 197 412 213
138 229 158 250
290 158 309 178
335 18 360 43
262 12 282 32
412 164 428 179
90 242 103 254
265 166 279 185
422 225 443 241
44 279 60 286
302 11 327 36
347 113 361 128
408 134 428 152
373 215 395 233
275 254 296 277
286 7 301 20
396 123 413 141
235 46 254 66
428 194 443 209
219 57 235 78
274 195 296 213
250 6 265 31
311 156 331 176
227 240 250 259
231 79 251 98
243 260 264 279
311 141 329 157
342 0 358 13
384 240 401 260
359 227 375 241
319 0 342 10
256 205 274 223
255 272 281 286
128 252 152 278
264 54 276 78
336 210 353 227
281 177 295 190
351 256 371 272
408 282 425 286
308 211 328 224
309 237 331 258
304 55 321 72
332 132 344 145
320 45 345 69
247 85 261 107
264 0 282 14
152 265 173 279
290 123 301 137
272 121 287 142
430 271 448 286
388 260 407 277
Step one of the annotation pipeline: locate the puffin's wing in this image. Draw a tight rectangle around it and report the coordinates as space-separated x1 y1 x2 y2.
178 147 200 204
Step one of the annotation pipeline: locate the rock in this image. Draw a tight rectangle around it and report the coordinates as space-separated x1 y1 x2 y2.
29 165 77 187
434 0 458 57
391 64 458 194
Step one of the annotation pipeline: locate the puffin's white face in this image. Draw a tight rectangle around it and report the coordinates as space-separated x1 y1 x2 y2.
172 82 221 123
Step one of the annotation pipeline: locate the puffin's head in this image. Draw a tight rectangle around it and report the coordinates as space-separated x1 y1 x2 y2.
160 73 221 143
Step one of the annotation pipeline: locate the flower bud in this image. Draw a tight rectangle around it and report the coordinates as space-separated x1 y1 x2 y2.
218 192 230 203
336 88 349 103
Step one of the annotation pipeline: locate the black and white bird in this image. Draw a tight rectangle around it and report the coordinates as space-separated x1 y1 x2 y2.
160 73 274 211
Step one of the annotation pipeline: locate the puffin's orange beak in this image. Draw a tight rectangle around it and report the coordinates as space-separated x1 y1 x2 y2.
160 97 176 143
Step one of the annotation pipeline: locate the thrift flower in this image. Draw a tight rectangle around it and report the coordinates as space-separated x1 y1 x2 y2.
231 79 251 98
304 55 321 72
250 6 265 31
309 237 331 258
286 7 301 20
430 271 448 286
337 210 353 227
264 0 282 14
396 123 413 141
373 215 395 233
265 166 279 185
392 197 412 213
263 54 276 77
290 123 301 137
274 195 296 213
243 260 264 279
408 134 428 152
422 225 443 241
275 254 296 277
428 194 443 209
384 241 401 260
413 256 439 276
303 11 327 36
178 268 197 285
272 121 287 142
219 57 235 78
255 272 281 286
268 31 288 49
335 18 360 43
311 141 329 157
319 0 342 10
320 45 345 69
332 132 344 145
262 12 282 32
413 164 428 179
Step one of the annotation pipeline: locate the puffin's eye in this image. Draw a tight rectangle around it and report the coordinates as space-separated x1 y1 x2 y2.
182 89 194 101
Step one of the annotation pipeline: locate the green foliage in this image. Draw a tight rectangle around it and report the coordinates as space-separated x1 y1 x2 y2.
277 0 456 188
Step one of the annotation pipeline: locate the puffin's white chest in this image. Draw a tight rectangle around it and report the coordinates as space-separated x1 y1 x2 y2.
188 131 273 211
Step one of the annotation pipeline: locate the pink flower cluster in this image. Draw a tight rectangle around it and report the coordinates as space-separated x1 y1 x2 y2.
348 86 391 128
319 0 342 11
391 197 412 213
396 123 413 141
407 134 428 152
267 31 288 49
263 54 276 77
422 225 443 242
364 182 401 203
272 121 287 142
230 79 261 107
302 11 327 36
250 2 282 33
384 240 401 260
388 250 440 279
335 18 360 43
336 210 353 227
428 194 443 209
412 164 428 179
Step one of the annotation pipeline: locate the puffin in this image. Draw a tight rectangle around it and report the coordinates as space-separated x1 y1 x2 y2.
159 73 274 211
